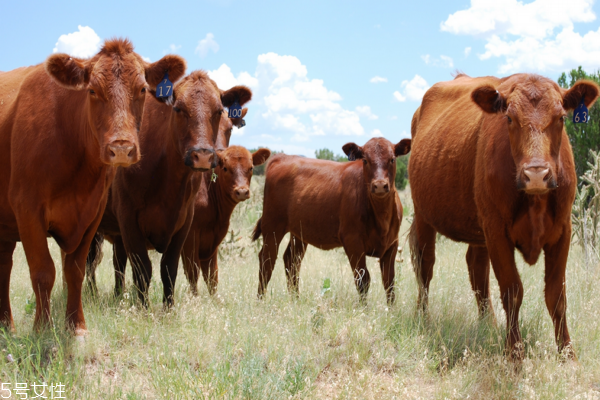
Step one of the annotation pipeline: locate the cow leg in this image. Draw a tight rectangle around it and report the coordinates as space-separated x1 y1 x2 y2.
257 227 285 298
160 219 193 307
466 245 495 320
283 235 306 296
113 236 128 297
486 230 524 360
543 227 574 358
380 244 397 306
200 254 218 296
0 240 16 331
409 214 437 311
343 239 370 303
120 229 153 306
181 231 200 296
18 222 56 330
85 232 104 296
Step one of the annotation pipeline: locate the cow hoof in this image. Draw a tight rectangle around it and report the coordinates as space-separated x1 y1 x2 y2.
559 344 577 362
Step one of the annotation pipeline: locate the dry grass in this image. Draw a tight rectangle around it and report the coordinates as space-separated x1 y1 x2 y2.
1 177 600 399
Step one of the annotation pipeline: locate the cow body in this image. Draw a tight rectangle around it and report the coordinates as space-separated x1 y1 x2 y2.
181 146 270 296
86 71 252 306
0 39 186 334
253 138 410 304
409 73 599 358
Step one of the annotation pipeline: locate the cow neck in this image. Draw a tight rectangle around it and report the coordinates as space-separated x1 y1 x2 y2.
162 117 195 187
207 172 239 223
524 193 549 261
366 188 397 232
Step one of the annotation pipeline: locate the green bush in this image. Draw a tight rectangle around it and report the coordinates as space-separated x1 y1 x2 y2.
395 154 409 190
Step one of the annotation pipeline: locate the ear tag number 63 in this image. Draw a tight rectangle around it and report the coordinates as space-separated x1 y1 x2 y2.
228 100 242 119
573 98 589 124
156 72 173 99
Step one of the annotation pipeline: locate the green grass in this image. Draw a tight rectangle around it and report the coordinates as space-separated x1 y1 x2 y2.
1 177 600 399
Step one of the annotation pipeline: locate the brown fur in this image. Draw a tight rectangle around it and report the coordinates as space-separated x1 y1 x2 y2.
85 72 252 306
408 73 600 359
0 38 186 334
252 137 411 304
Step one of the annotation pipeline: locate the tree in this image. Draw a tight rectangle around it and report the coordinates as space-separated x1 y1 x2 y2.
315 148 348 162
395 154 409 190
248 148 279 176
558 67 600 180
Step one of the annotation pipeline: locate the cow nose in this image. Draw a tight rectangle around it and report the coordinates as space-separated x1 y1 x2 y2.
371 180 390 195
185 148 216 171
234 187 250 201
523 166 551 193
107 140 138 166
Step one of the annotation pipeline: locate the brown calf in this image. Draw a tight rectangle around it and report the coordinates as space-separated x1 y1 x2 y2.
252 137 411 304
181 145 271 296
409 73 599 359
0 39 185 334
86 71 252 306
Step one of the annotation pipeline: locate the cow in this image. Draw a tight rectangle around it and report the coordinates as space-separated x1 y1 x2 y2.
252 137 411 304
0 38 186 335
85 71 252 306
408 73 599 359
181 144 271 296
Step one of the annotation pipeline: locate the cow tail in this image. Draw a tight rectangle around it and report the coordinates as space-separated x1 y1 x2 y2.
252 217 263 242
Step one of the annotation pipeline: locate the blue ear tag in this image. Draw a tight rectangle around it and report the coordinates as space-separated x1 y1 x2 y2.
573 98 589 124
228 100 242 118
239 119 246 128
156 72 173 99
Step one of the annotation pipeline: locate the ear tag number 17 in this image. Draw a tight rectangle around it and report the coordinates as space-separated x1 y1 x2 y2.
573 98 589 124
156 72 173 99
228 100 242 118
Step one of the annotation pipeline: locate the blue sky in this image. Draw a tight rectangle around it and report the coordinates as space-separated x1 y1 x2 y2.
2 0 600 157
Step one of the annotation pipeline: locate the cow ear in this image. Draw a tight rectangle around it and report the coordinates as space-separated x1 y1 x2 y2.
231 108 248 128
44 54 89 90
222 86 252 107
563 80 600 110
342 142 364 161
145 55 187 103
252 148 271 166
472 85 507 113
395 139 411 156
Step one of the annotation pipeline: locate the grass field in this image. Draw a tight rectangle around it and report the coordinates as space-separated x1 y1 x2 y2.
1 176 600 399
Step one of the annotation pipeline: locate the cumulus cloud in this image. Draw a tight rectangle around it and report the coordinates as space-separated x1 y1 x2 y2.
370 76 388 83
53 25 101 58
464 47 472 57
370 129 383 137
355 105 378 120
441 0 600 73
196 33 219 57
393 75 430 102
422 54 454 68
208 64 259 90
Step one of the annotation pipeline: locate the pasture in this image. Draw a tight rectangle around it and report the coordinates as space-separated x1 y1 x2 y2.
1 176 600 399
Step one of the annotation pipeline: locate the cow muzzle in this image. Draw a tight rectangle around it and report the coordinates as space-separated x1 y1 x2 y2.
234 186 250 201
520 164 557 195
371 179 390 196
184 148 217 171
106 140 139 167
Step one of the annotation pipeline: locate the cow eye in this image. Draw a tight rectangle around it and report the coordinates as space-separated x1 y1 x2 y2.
224 167 228 172
89 89 96 95
362 159 367 165
507 116 512 124
141 87 147 94
390 159 394 164
173 107 181 113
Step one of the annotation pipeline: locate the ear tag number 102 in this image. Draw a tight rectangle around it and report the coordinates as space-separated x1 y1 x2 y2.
228 100 242 118
156 72 173 99
573 98 589 124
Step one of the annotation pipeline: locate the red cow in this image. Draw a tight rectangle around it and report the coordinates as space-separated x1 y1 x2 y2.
181 143 271 296
0 39 186 334
409 73 599 359
85 71 252 306
252 137 411 304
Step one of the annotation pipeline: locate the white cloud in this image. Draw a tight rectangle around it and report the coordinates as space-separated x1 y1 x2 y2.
196 33 219 57
355 105 378 120
441 0 600 73
164 44 182 55
464 47 472 57
370 129 383 137
370 76 388 83
422 54 454 68
53 25 101 58
142 56 151 62
394 75 430 102
208 64 259 90
390 116 398 120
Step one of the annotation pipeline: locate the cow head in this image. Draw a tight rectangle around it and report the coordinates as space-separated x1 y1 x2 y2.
342 138 411 198
215 107 248 150
472 75 600 195
168 71 252 171
215 146 270 202
45 38 186 167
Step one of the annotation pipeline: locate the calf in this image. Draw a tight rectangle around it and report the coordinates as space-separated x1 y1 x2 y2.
86 71 252 306
0 39 185 334
252 137 411 304
409 73 599 359
181 145 271 296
